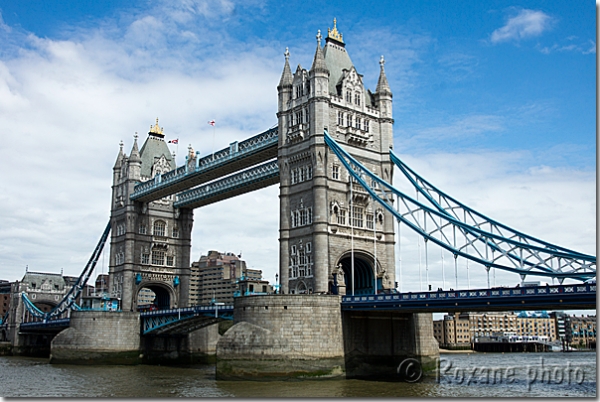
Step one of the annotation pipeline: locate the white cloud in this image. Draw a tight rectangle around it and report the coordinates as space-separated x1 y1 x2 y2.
538 39 596 55
0 2 282 282
396 113 505 152
491 9 552 44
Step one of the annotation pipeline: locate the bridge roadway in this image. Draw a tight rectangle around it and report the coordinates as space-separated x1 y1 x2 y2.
19 305 234 336
341 283 596 313
18 283 595 335
130 127 278 203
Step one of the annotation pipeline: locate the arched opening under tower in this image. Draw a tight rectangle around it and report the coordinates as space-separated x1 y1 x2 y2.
338 253 376 295
137 284 171 310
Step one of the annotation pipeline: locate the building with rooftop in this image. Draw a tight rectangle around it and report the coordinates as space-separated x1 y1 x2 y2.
189 250 271 305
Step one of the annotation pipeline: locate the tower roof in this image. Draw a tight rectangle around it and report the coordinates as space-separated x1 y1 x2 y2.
139 118 174 178
323 22 354 96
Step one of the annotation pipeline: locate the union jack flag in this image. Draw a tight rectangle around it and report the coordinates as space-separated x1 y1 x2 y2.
168 139 179 144
208 120 216 126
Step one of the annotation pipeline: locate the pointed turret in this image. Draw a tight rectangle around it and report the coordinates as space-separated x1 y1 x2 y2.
113 140 125 184
128 133 142 180
277 48 293 115
278 48 293 90
129 133 141 163
310 30 329 76
376 55 392 97
113 140 125 169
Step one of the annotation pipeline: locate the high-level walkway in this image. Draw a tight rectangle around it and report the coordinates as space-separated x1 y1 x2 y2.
130 127 277 203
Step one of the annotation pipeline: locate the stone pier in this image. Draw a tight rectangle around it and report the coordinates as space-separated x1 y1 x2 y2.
216 294 345 380
216 294 439 381
341 310 439 380
50 311 142 365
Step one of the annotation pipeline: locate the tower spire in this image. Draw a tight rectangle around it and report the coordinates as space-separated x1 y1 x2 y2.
278 48 293 89
376 55 392 96
310 31 328 75
129 132 141 162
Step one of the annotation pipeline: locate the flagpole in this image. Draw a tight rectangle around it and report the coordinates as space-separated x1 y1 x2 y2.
208 120 216 161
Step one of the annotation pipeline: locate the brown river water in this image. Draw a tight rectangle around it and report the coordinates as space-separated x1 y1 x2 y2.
0 351 595 398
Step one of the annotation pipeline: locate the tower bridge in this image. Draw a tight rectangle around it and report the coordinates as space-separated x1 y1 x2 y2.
4 19 595 380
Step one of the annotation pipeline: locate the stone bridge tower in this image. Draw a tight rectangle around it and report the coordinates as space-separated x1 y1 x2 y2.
109 120 194 311
278 20 396 295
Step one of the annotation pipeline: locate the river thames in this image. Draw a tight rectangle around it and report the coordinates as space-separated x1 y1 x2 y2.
0 351 595 398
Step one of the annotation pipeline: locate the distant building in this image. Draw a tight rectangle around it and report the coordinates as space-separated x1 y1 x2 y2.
433 310 562 349
189 250 272 305
0 280 11 318
515 311 557 341
568 315 596 348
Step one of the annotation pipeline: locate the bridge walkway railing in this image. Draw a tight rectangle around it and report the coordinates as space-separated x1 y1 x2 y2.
341 283 596 312
131 127 278 203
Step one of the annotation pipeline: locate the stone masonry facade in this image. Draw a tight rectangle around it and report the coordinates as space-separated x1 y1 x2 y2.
277 20 396 295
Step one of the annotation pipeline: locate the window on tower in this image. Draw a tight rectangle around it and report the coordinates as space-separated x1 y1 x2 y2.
352 206 364 228
153 221 166 237
152 250 165 266
332 165 340 180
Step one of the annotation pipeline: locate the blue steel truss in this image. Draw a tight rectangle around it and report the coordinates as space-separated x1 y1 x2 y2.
389 151 594 261
19 318 71 331
131 126 278 202
21 221 111 321
324 130 595 282
141 305 233 335
174 160 279 209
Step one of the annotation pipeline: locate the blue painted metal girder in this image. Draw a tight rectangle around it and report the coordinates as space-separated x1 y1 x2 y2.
341 284 596 312
19 318 71 332
131 127 278 203
141 305 233 335
173 160 279 209
324 130 595 281
20 221 112 320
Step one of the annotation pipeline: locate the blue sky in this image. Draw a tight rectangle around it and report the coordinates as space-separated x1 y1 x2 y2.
0 1 595 298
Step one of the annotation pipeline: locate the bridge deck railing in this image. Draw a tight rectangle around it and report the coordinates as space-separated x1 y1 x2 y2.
131 127 278 199
341 283 596 304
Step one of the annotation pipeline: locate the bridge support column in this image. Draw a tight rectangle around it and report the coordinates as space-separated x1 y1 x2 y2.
49 311 141 365
341 310 439 380
216 295 345 380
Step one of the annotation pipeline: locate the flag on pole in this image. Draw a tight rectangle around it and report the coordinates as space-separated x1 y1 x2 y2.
208 120 216 126
168 139 179 144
